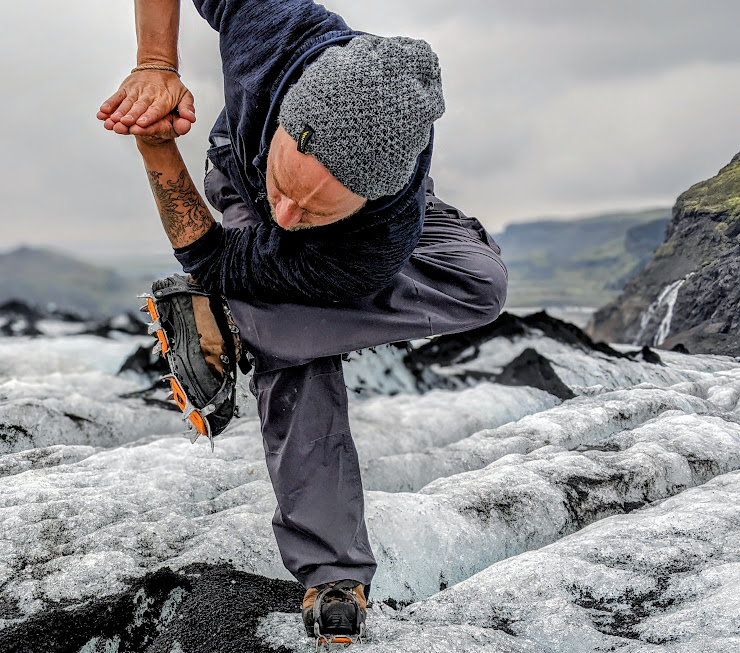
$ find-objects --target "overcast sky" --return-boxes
[1,1,739,259]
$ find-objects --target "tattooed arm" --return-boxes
[137,139,215,248]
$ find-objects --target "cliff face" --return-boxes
[587,153,740,355]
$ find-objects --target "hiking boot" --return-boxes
[302,580,367,639]
[141,274,248,449]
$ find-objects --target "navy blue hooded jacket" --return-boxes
[174,0,433,304]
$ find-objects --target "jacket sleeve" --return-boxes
[193,0,350,84]
[173,222,411,304]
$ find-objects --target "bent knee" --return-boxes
[471,254,508,321]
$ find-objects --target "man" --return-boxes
[98,0,508,641]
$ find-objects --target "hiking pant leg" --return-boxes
[250,355,376,589]
[204,171,507,588]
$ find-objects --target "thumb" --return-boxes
[173,116,193,136]
[177,91,196,123]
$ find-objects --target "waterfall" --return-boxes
[654,273,694,346]
[632,273,694,346]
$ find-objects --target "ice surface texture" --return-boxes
[260,471,740,652]
[1,324,739,651]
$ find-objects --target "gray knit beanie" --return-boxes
[278,35,445,200]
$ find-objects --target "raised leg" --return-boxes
[206,169,508,372]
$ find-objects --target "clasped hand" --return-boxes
[96,70,196,144]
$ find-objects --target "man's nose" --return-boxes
[274,196,303,229]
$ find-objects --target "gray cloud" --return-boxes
[1,0,738,257]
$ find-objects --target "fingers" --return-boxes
[134,100,172,128]
[110,97,136,123]
[176,91,196,123]
[104,117,128,132]
[129,117,178,141]
[99,89,126,116]
[120,98,152,127]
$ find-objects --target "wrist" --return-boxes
[136,55,179,69]
[131,64,180,77]
[136,137,178,156]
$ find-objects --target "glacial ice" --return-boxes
[1,324,739,650]
[363,373,740,492]
[259,470,740,652]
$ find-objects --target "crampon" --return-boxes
[139,274,247,451]
[304,581,367,651]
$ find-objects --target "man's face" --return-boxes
[265,125,367,231]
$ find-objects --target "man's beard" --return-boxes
[269,205,316,231]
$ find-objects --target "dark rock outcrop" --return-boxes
[0,299,144,339]
[493,348,575,400]
[405,310,630,375]
[84,312,149,338]
[453,346,575,400]
[0,564,303,653]
[402,310,662,399]
[624,345,664,366]
[119,344,169,378]
[587,153,740,356]
[0,299,44,336]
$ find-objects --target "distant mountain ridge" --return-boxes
[0,246,146,314]
[493,208,671,307]
[3,207,671,315]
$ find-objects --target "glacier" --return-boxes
[0,313,738,652]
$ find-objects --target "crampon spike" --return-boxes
[315,635,357,651]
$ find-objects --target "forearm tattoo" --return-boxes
[145,168,214,247]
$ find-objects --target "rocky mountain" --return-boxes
[0,247,148,315]
[588,152,740,355]
[492,208,670,307]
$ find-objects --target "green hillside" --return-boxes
[493,208,671,307]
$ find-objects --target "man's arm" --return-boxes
[97,0,195,137]
[137,139,215,248]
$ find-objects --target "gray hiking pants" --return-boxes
[205,168,508,589]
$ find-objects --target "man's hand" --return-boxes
[97,69,195,136]
[130,112,183,145]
